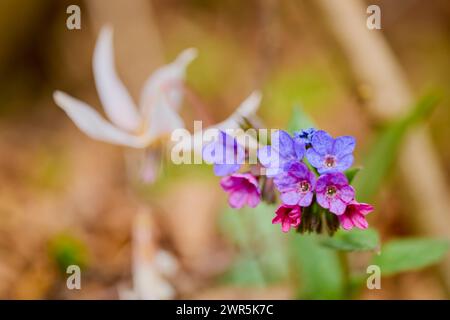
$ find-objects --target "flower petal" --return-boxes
[294,139,306,160]
[247,190,261,208]
[316,192,329,209]
[298,192,314,207]
[280,191,301,206]
[144,94,185,143]
[257,145,274,167]
[351,213,368,229]
[310,130,333,155]
[214,163,240,176]
[272,215,282,224]
[339,214,354,230]
[329,199,347,215]
[306,148,324,169]
[228,190,248,209]
[214,91,262,130]
[139,48,197,116]
[281,220,291,233]
[93,26,141,132]
[358,203,374,215]
[333,136,356,157]
[53,91,146,148]
[329,172,349,186]
[339,185,355,203]
[335,154,354,172]
[272,130,295,159]
[179,92,261,158]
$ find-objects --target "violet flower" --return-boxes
[258,130,305,177]
[306,130,355,174]
[339,201,374,230]
[220,173,261,209]
[272,204,302,233]
[273,162,316,207]
[316,172,355,215]
[202,131,245,176]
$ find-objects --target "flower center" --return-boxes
[326,185,337,197]
[324,155,336,168]
[298,180,310,193]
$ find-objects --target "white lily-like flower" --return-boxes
[54,26,196,149]
[54,25,263,174]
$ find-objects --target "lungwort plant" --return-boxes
[205,97,449,299]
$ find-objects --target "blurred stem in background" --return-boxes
[313,0,450,292]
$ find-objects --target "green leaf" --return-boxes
[372,238,449,276]
[290,233,345,299]
[353,94,440,202]
[344,167,361,184]
[321,228,380,252]
[287,105,316,133]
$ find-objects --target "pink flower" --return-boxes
[338,200,374,230]
[220,173,261,209]
[272,204,302,233]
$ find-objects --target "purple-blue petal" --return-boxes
[306,148,324,169]
[310,130,333,155]
[257,145,273,167]
[329,198,347,215]
[274,172,298,191]
[287,162,309,179]
[328,172,348,186]
[334,154,354,172]
[202,141,217,163]
[298,191,314,207]
[294,139,306,160]
[280,191,301,205]
[273,130,295,159]
[213,163,240,176]
[332,136,355,157]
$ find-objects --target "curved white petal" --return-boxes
[93,26,141,132]
[144,94,185,142]
[175,91,262,156]
[54,91,147,148]
[138,49,196,142]
[215,90,262,130]
[139,48,198,117]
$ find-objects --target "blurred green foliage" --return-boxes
[263,65,338,127]
[48,233,88,274]
[353,94,440,202]
[220,203,290,285]
[321,228,379,252]
[373,238,450,276]
[290,233,345,299]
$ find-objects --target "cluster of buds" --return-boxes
[203,128,374,235]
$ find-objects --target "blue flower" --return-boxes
[258,130,305,177]
[202,131,245,176]
[294,128,317,145]
[306,130,355,174]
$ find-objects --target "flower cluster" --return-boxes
[203,128,374,235]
